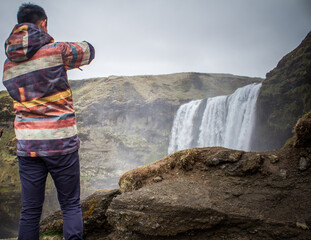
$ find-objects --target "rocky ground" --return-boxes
[39,112,311,240]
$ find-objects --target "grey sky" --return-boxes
[1,0,311,91]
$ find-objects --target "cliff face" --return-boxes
[253,31,311,151]
[69,73,261,191]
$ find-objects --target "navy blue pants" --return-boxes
[17,151,83,240]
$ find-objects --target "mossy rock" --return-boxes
[40,189,120,237]
[283,111,311,149]
[293,111,311,148]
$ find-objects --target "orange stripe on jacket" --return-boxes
[19,87,26,102]
[30,152,37,157]
[14,96,74,116]
[14,118,76,129]
[13,89,72,108]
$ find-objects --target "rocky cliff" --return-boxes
[253,31,311,151]
[40,111,311,240]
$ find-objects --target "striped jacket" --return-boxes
[2,23,95,157]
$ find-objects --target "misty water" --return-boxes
[168,83,262,154]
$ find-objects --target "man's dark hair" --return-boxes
[17,3,47,24]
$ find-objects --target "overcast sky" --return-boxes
[1,0,311,91]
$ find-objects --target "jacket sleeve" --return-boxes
[60,41,95,70]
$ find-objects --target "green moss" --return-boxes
[40,232,64,240]
[0,91,14,125]
[282,136,296,149]
[0,129,20,193]
[173,148,200,171]
[0,90,9,98]
[119,174,136,193]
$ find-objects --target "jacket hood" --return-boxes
[5,23,54,63]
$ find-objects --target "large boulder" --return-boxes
[106,147,311,239]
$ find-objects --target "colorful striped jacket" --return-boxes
[2,23,95,157]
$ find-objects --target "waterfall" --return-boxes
[168,83,262,154]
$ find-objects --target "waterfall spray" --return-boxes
[168,83,262,154]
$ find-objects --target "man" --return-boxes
[2,3,95,240]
